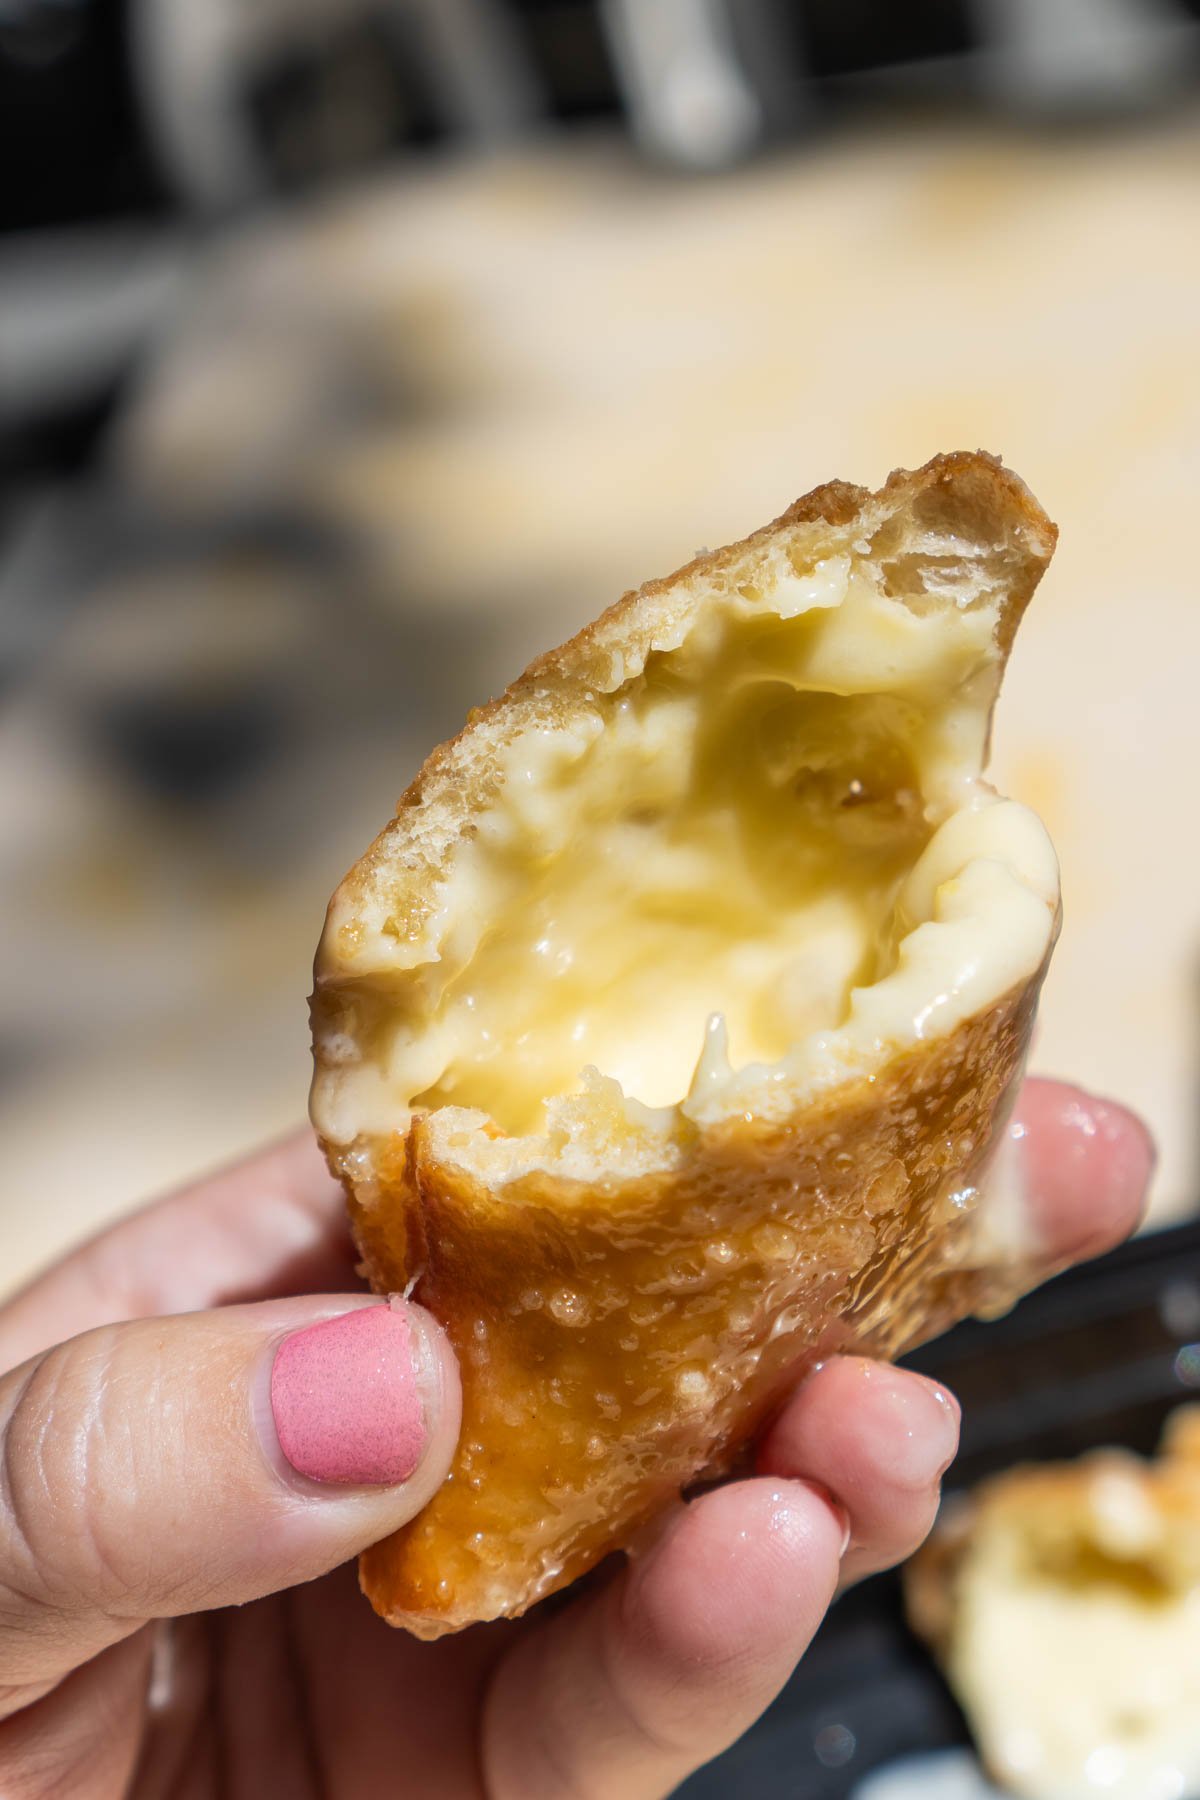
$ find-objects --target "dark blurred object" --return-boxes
[131,0,543,214]
[0,0,546,231]
[0,225,186,487]
[6,0,1200,233]
[799,0,973,75]
[519,0,618,119]
[4,0,1200,477]
[0,0,164,230]
[973,0,1200,115]
[677,1217,1200,1797]
[601,0,772,168]
[598,0,1200,168]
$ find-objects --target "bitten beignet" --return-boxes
[906,1411,1200,1800]
[311,451,1060,1637]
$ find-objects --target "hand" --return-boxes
[0,1080,1152,1798]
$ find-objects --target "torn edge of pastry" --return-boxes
[310,450,1061,1637]
[905,1409,1200,1800]
[314,451,1057,1177]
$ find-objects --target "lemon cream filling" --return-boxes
[314,552,1058,1166]
[947,1464,1200,1800]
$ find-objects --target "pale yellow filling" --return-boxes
[315,552,1058,1155]
[412,603,949,1131]
[950,1470,1200,1800]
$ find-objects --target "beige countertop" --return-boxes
[3,114,1198,1295]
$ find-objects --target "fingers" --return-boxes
[484,1355,963,1797]
[0,1296,459,1707]
[484,1478,846,1800]
[0,1630,152,1800]
[0,1132,355,1369]
[1,1080,1150,1370]
[1011,1078,1155,1270]
[756,1356,959,1585]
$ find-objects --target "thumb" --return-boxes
[0,1296,459,1702]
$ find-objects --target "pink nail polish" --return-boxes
[270,1305,427,1485]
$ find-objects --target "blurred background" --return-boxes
[3,0,1200,1293]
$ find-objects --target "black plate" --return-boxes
[677,1218,1200,1798]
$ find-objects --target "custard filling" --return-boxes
[316,550,1058,1154]
[948,1464,1200,1800]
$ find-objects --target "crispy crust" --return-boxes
[355,968,1046,1635]
[311,451,1059,1637]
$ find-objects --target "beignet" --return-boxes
[311,451,1060,1636]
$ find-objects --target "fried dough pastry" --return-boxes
[906,1410,1200,1799]
[311,450,1060,1637]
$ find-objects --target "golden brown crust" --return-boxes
[353,963,1047,1636]
[312,451,1059,1637]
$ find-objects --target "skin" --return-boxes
[0,1079,1153,1799]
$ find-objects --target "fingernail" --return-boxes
[878,1371,961,1489]
[270,1304,428,1485]
[1089,1096,1157,1222]
[794,1479,853,1556]
[1053,1091,1157,1254]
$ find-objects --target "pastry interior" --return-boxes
[909,1410,1200,1800]
[315,531,1057,1175]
